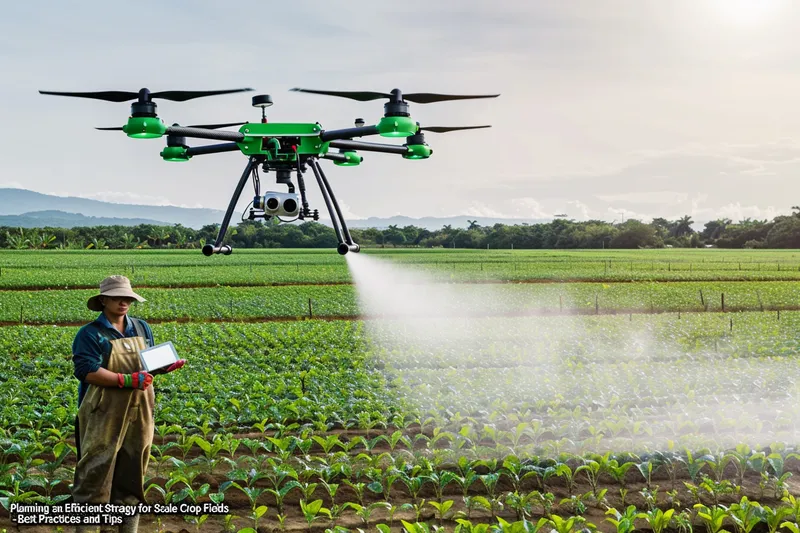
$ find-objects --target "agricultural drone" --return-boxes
[39,87,499,256]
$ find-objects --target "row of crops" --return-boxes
[4,249,800,533]
[3,310,800,531]
[3,310,800,460]
[3,249,800,288]
[2,280,800,325]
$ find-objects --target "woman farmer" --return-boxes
[71,275,185,533]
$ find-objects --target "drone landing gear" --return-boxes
[306,157,359,255]
[202,155,360,256]
[203,157,260,256]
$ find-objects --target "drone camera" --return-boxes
[254,191,300,217]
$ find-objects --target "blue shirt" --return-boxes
[72,313,154,406]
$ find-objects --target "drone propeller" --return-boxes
[419,125,492,133]
[290,87,499,104]
[95,121,247,131]
[39,88,254,103]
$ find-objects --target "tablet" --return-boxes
[139,341,180,372]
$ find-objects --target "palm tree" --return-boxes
[672,215,695,237]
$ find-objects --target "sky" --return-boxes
[3,0,800,225]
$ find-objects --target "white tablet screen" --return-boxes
[140,342,178,372]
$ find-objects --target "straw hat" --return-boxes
[87,275,146,312]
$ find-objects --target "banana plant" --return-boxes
[425,470,458,505]
[605,505,646,533]
[693,503,732,533]
[643,507,675,533]
[575,457,604,500]
[759,504,793,533]
[428,499,455,527]
[726,496,763,533]
[682,449,714,484]
[453,469,480,498]
[492,516,550,533]
[398,472,426,505]
[501,455,538,494]
[299,498,332,529]
[606,458,635,490]
[365,466,402,503]
[454,518,492,533]
[766,452,794,499]
[699,475,739,506]
[547,514,589,533]
[504,490,541,521]
[400,498,428,523]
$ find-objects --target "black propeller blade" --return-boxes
[290,87,499,104]
[40,88,254,103]
[420,125,492,133]
[96,121,247,131]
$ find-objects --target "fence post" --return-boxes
[309,298,313,318]
[721,293,725,312]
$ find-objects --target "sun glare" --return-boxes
[715,0,783,25]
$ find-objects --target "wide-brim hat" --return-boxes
[87,275,146,312]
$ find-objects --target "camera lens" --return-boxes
[266,197,279,210]
[283,198,298,213]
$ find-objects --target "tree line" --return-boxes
[2,210,800,250]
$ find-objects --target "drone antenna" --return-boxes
[252,94,273,124]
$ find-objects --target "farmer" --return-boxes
[71,275,185,533]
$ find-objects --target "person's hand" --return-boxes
[165,359,186,373]
[117,371,153,390]
[151,359,187,375]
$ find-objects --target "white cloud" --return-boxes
[694,202,783,222]
[509,197,552,218]
[566,200,592,220]
[596,191,690,205]
[462,202,509,218]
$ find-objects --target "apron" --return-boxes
[72,334,155,506]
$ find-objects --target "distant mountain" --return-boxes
[0,210,168,228]
[0,188,224,228]
[0,189,551,230]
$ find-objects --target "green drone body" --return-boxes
[39,85,498,256]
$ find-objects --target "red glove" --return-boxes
[165,359,187,373]
[118,371,153,390]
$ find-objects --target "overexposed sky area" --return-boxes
[2,0,800,224]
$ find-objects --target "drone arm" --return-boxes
[185,142,241,157]
[328,140,409,155]
[166,126,245,143]
[319,125,380,142]
[322,153,350,163]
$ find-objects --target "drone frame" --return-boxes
[39,87,498,255]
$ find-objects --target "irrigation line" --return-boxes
[2,305,796,328]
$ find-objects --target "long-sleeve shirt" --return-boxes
[72,313,154,406]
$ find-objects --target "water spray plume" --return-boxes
[345,253,800,457]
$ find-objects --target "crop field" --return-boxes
[2,248,800,533]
